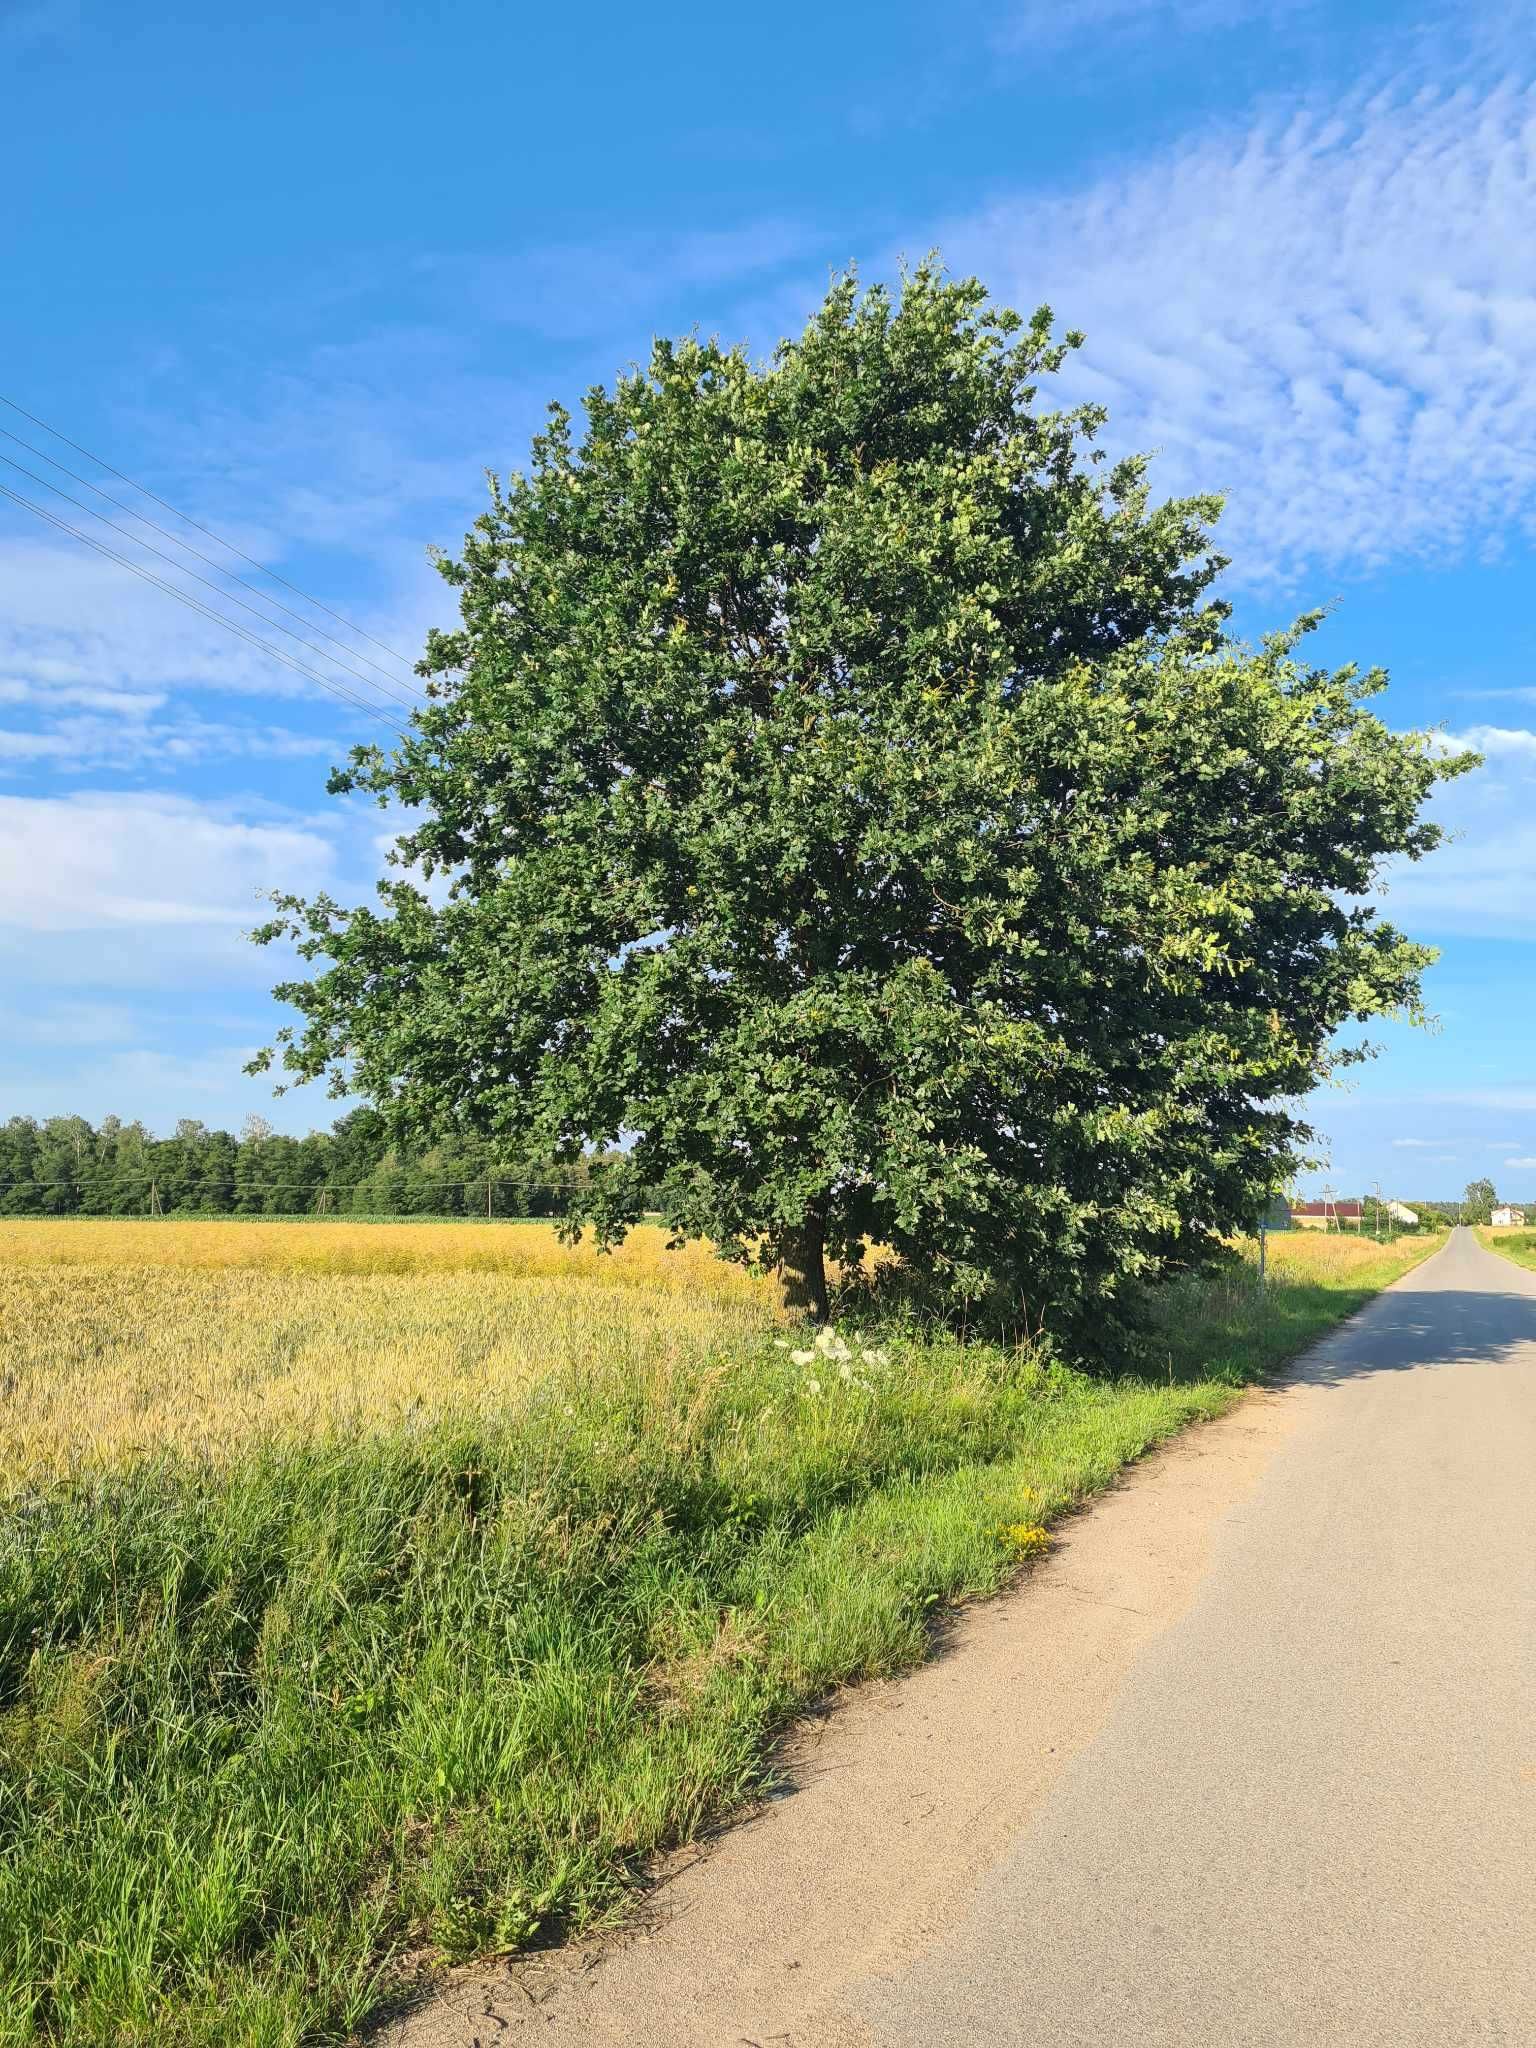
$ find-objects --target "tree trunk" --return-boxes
[780,1203,829,1323]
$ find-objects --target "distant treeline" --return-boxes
[0,1110,624,1218]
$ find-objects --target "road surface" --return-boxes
[386,1226,1536,2046]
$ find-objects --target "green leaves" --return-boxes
[254,260,1466,1337]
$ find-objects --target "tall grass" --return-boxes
[1475,1224,1536,1271]
[1148,1228,1446,1382]
[0,1222,1440,2046]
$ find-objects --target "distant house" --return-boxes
[1386,1201,1419,1225]
[1291,1199,1363,1231]
[1491,1204,1526,1228]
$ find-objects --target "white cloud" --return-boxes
[0,791,337,933]
[1437,725,1536,761]
[1503,1155,1536,1167]
[0,539,315,702]
[0,533,429,774]
[1372,716,1536,938]
[1391,1138,1437,1148]
[0,1044,335,1137]
[0,710,337,773]
[0,680,165,716]
[944,66,1536,583]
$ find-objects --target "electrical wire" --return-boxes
[0,1176,603,1220]
[0,448,421,716]
[0,421,422,699]
[0,391,415,669]
[0,1176,577,1190]
[0,480,411,742]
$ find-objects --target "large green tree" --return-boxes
[1463,1178,1497,1225]
[252,264,1467,1330]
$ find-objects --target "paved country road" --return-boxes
[385,1227,1536,2047]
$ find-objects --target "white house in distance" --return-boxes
[1386,1201,1419,1225]
[1491,1204,1527,1228]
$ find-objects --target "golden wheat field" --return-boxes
[1244,1229,1426,1281]
[0,1218,1432,1491]
[0,1219,780,1487]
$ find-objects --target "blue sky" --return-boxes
[2,0,1534,1201]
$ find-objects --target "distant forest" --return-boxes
[0,1111,1480,1227]
[0,1110,618,1218]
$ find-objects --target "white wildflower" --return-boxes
[790,1349,815,1366]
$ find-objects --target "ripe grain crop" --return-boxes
[0,1267,776,1487]
[0,1216,773,1286]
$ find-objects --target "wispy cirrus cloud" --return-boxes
[458,220,818,342]
[0,791,339,935]
[943,65,1536,585]
[0,532,428,766]
[994,0,1316,54]
[0,711,337,774]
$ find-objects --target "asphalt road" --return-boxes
[389,1226,1536,2047]
[855,1225,1536,2046]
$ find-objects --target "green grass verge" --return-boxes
[0,1238,1437,2046]
[1148,1231,1447,1384]
[1474,1226,1536,1272]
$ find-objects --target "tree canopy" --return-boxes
[253,262,1469,1331]
[1462,1178,1498,1224]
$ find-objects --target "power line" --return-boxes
[0,391,414,670]
[0,1176,580,1191]
[0,422,421,699]
[0,448,421,717]
[0,481,410,742]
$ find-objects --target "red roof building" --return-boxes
[1290,1198,1363,1227]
